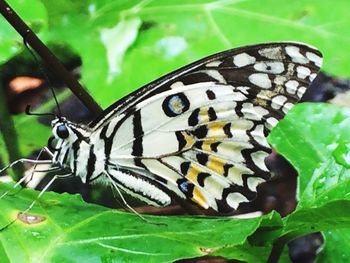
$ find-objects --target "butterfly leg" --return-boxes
[0,172,72,231]
[0,158,53,175]
[0,145,54,176]
[25,172,73,211]
[0,147,54,199]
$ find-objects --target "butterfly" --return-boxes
[6,42,323,213]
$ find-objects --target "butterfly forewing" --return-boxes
[89,42,322,212]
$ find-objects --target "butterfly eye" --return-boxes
[56,124,69,139]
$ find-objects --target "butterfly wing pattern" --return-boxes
[56,42,322,213]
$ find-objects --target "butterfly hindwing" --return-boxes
[92,42,322,212]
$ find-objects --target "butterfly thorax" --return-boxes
[50,118,105,183]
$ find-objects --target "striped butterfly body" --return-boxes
[50,42,322,213]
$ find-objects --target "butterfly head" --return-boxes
[49,117,90,147]
[48,117,86,152]
[51,117,73,140]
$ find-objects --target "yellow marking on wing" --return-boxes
[182,131,195,149]
[257,89,277,100]
[207,156,225,175]
[208,122,225,130]
[198,107,210,124]
[207,122,228,138]
[186,163,201,182]
[199,107,208,117]
[201,141,212,152]
[187,167,198,182]
[253,97,268,107]
[192,187,209,209]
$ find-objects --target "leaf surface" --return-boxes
[0,183,265,262]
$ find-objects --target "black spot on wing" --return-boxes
[177,178,194,197]
[208,107,217,121]
[188,108,200,126]
[210,142,220,152]
[192,125,208,139]
[196,153,208,165]
[223,164,233,177]
[223,123,233,138]
[180,161,191,175]
[234,102,244,118]
[197,172,210,187]
[175,131,186,151]
[86,145,96,183]
[132,111,143,157]
[194,141,203,149]
[206,89,216,100]
[72,141,80,174]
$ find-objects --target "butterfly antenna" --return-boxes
[25,105,56,117]
[23,34,62,117]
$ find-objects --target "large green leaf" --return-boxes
[269,103,350,259]
[0,183,266,262]
[0,0,47,63]
[317,229,350,263]
[269,103,350,201]
[40,0,350,107]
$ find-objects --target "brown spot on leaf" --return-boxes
[200,247,216,254]
[17,212,46,225]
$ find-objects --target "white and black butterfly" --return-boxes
[4,42,323,213]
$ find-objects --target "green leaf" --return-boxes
[269,103,350,259]
[40,0,350,107]
[0,0,47,63]
[317,229,350,263]
[283,201,350,234]
[213,212,285,262]
[100,17,142,82]
[0,183,265,262]
[213,241,291,263]
[269,103,350,201]
[214,242,273,263]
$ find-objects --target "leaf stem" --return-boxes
[0,0,103,116]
